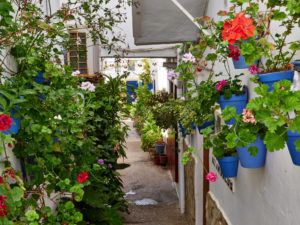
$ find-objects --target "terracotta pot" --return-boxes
[159,154,168,166]
[153,155,160,165]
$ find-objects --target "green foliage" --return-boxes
[0,0,130,224]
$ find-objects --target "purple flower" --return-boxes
[182,53,196,63]
[98,159,104,165]
[108,163,112,169]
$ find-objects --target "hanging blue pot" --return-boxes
[232,55,259,69]
[178,121,190,136]
[258,70,294,92]
[197,120,214,134]
[2,108,21,135]
[191,122,196,130]
[236,135,267,168]
[217,156,239,178]
[1,96,24,135]
[33,71,51,84]
[292,61,300,71]
[155,144,165,153]
[218,87,248,125]
[286,129,300,166]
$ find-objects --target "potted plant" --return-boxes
[204,125,239,178]
[215,72,248,125]
[221,1,299,91]
[154,140,166,154]
[222,106,267,168]
[246,80,300,165]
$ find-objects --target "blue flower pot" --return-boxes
[258,70,294,92]
[191,122,196,130]
[236,135,267,168]
[232,55,259,69]
[178,121,190,136]
[217,156,239,178]
[292,61,300,71]
[287,129,300,166]
[33,71,50,84]
[218,87,248,125]
[155,144,165,153]
[2,108,21,135]
[197,120,214,134]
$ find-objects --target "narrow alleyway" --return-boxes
[120,120,187,225]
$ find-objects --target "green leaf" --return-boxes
[226,133,237,148]
[273,10,287,20]
[248,146,258,156]
[25,210,39,222]
[10,187,24,202]
[254,84,269,96]
[295,139,300,152]
[222,106,237,122]
[264,131,286,151]
[205,53,217,61]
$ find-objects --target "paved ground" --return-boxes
[119,120,187,225]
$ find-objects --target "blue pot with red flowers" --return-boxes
[236,135,267,168]
[286,129,300,166]
[228,45,259,69]
[258,70,294,92]
[217,156,239,178]
[218,86,248,125]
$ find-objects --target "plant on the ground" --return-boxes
[141,118,162,151]
[0,0,130,224]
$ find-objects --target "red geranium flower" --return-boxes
[0,114,13,131]
[0,195,8,217]
[222,12,255,44]
[77,171,88,183]
[227,46,240,61]
[0,177,3,184]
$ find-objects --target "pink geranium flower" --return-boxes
[216,80,227,91]
[182,53,196,63]
[242,109,257,124]
[248,65,259,75]
[206,172,218,182]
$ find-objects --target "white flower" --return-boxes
[72,70,80,77]
[54,115,62,120]
[167,70,178,80]
[180,96,185,101]
[79,81,96,92]
[182,53,196,63]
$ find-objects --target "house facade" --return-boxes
[132,1,300,225]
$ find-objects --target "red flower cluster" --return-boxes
[0,177,3,184]
[5,169,15,182]
[114,145,120,152]
[227,46,240,61]
[222,12,255,44]
[0,195,8,217]
[0,114,13,131]
[77,171,88,183]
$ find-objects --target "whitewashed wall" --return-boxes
[187,1,300,225]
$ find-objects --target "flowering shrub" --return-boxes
[0,0,130,224]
